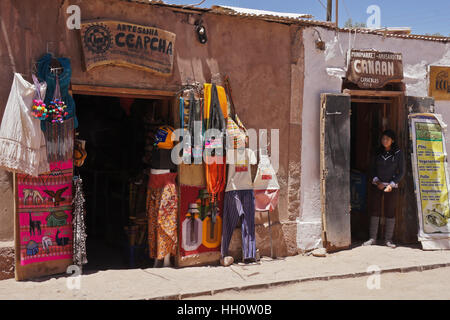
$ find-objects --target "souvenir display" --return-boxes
[0,73,49,176]
[37,53,78,130]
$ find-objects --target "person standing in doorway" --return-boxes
[364,129,405,248]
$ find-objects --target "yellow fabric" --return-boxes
[203,83,228,122]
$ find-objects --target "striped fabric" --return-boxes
[221,190,256,260]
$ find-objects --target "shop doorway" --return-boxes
[320,89,435,252]
[73,92,176,271]
[349,94,402,243]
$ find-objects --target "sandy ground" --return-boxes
[0,245,449,299]
[190,266,450,300]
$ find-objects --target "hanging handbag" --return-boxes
[224,76,248,150]
[47,75,68,124]
[31,74,48,120]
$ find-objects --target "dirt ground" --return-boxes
[190,266,450,300]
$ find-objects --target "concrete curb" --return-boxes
[146,261,450,300]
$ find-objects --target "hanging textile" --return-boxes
[204,84,227,238]
[179,185,224,257]
[17,126,74,266]
[221,190,256,260]
[203,83,228,122]
[72,176,87,267]
[37,53,78,130]
[180,89,203,164]
[146,172,178,260]
[253,150,280,212]
[224,76,248,150]
[44,118,74,162]
[0,73,49,176]
[222,148,257,260]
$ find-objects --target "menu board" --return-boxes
[410,114,450,248]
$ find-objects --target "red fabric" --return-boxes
[148,172,177,189]
[119,98,134,116]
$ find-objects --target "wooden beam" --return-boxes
[70,84,177,99]
[343,89,404,97]
[351,98,393,104]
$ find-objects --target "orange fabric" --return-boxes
[203,83,228,120]
[205,156,226,199]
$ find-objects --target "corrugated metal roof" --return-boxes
[120,1,450,43]
[213,5,313,20]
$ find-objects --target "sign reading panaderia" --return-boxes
[80,20,176,75]
[347,50,403,89]
[429,66,450,101]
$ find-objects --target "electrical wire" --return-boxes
[182,0,206,8]
[316,0,327,10]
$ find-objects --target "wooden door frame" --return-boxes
[70,84,177,100]
[14,84,179,280]
[345,89,410,244]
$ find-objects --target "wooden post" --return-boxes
[327,0,332,22]
[335,0,339,27]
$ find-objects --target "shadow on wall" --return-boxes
[0,169,14,241]
[228,208,294,260]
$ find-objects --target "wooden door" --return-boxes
[320,94,352,252]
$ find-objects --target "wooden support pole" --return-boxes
[327,0,332,22]
[335,0,339,27]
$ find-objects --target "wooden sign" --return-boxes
[347,50,403,89]
[80,20,176,75]
[429,66,450,101]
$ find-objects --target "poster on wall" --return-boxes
[179,185,223,257]
[410,113,450,250]
[80,20,176,75]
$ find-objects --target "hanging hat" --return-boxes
[188,203,200,213]
[74,139,87,167]
[198,189,210,199]
[154,126,175,149]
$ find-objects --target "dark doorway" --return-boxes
[73,94,173,271]
[350,96,401,243]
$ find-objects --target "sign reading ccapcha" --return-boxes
[80,20,176,75]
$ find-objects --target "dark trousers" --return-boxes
[221,190,256,260]
[370,186,396,218]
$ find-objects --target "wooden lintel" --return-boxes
[343,89,404,97]
[70,84,177,99]
[351,98,393,104]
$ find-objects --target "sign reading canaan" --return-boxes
[347,50,403,89]
[429,66,450,101]
[80,20,176,75]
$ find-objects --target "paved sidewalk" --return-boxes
[0,244,449,300]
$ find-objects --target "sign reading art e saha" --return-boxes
[80,20,176,75]
[347,50,403,88]
[429,66,450,101]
